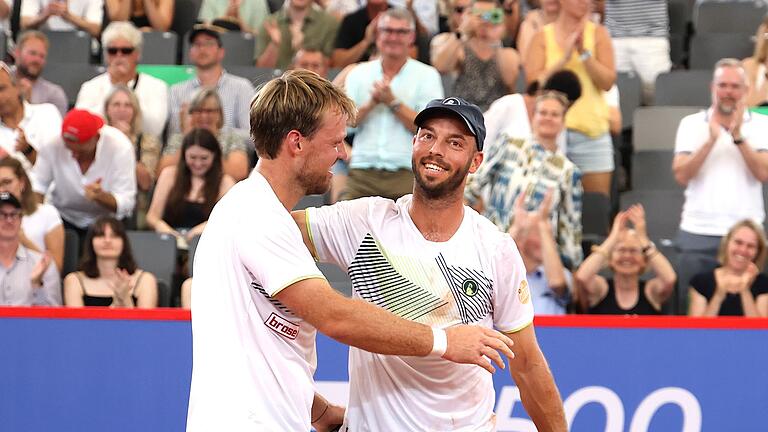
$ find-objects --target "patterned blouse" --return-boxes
[465,135,584,268]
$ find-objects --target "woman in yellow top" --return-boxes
[523,0,615,197]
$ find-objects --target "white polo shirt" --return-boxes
[30,125,136,228]
[21,0,103,32]
[186,172,326,432]
[675,109,768,236]
[75,72,169,138]
[0,101,62,171]
[307,195,534,432]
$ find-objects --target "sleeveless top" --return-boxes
[75,271,144,307]
[163,200,208,230]
[453,44,509,112]
[130,15,151,29]
[589,279,661,315]
[543,22,609,137]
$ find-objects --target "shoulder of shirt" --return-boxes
[221,72,255,89]
[100,125,134,148]
[464,205,511,242]
[140,73,169,88]
[27,102,60,117]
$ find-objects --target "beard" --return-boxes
[716,99,737,115]
[412,155,472,200]
[298,157,333,196]
[16,62,40,80]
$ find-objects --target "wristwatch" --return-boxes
[579,50,592,62]
[733,136,745,145]
[642,241,656,256]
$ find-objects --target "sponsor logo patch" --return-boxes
[462,279,479,297]
[518,280,530,304]
[264,312,300,340]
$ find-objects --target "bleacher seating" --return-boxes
[632,106,701,151]
[183,31,257,67]
[631,151,680,191]
[43,30,92,64]
[126,231,177,307]
[688,33,754,70]
[581,192,611,253]
[693,0,768,34]
[616,71,642,130]
[141,31,179,65]
[654,70,712,107]
[41,63,105,107]
[227,66,283,87]
[62,229,80,279]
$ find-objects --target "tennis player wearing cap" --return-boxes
[30,109,136,243]
[293,97,567,431]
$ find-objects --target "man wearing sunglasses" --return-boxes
[75,21,168,138]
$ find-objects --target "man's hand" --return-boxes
[443,325,515,373]
[17,77,33,101]
[225,0,241,17]
[371,79,395,105]
[15,128,32,154]
[30,253,52,287]
[264,18,282,46]
[47,0,67,16]
[289,20,304,51]
[112,120,132,137]
[729,101,745,140]
[311,404,344,432]
[83,179,103,202]
[708,114,722,143]
[364,16,379,45]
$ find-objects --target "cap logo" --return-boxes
[442,97,461,105]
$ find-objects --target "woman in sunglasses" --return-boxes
[432,0,520,111]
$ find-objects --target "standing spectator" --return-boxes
[604,0,671,104]
[525,0,616,197]
[465,90,583,268]
[688,220,768,317]
[432,0,520,111]
[508,191,572,315]
[331,0,388,67]
[20,0,103,38]
[672,59,768,313]
[104,85,160,229]
[12,30,68,116]
[501,0,520,47]
[0,158,64,273]
[105,0,175,31]
[197,0,270,33]
[0,191,60,306]
[0,61,61,170]
[742,16,768,107]
[75,21,168,137]
[63,216,157,308]
[516,0,558,61]
[160,87,249,180]
[342,8,443,200]
[575,205,676,315]
[255,0,339,70]
[429,0,472,65]
[169,25,254,140]
[147,129,235,246]
[31,109,136,244]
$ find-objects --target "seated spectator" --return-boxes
[197,0,270,33]
[689,220,768,317]
[525,0,616,197]
[63,216,157,308]
[429,0,472,65]
[147,128,235,245]
[508,191,572,315]
[12,30,68,116]
[159,88,249,180]
[255,0,339,70]
[21,0,103,38]
[75,21,168,137]
[574,205,676,315]
[104,85,160,228]
[332,0,388,67]
[181,276,192,308]
[742,16,768,107]
[105,0,175,31]
[516,0,558,61]
[0,191,60,306]
[465,90,583,267]
[168,24,254,140]
[31,109,136,245]
[292,47,331,77]
[432,0,520,111]
[0,61,61,171]
[0,158,64,272]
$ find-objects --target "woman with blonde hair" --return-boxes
[688,220,768,317]
[742,16,768,106]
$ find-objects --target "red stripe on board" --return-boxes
[0,306,190,321]
[1,307,767,329]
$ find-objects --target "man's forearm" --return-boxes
[93,191,118,212]
[392,104,417,133]
[515,352,566,431]
[332,39,371,68]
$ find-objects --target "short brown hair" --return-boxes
[249,69,356,159]
[717,219,768,269]
[17,30,49,50]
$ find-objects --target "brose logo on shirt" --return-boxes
[264,312,300,340]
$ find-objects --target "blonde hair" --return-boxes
[189,87,224,130]
[752,16,768,63]
[717,219,768,269]
[249,69,356,159]
[104,85,143,135]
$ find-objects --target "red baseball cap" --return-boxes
[61,109,104,144]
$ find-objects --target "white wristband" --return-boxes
[429,327,447,357]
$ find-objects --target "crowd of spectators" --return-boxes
[1,0,767,318]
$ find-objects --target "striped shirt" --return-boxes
[605,0,669,38]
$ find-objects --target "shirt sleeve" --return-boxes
[108,138,138,220]
[674,114,703,154]
[234,79,256,134]
[747,116,768,151]
[42,204,64,234]
[168,84,183,135]
[30,144,54,194]
[306,198,376,270]
[558,163,584,268]
[84,0,104,24]
[236,210,325,297]
[20,0,40,17]
[492,235,535,333]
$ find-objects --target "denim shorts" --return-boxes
[566,129,614,173]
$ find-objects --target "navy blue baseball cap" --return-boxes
[414,97,486,151]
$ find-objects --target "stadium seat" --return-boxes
[126,231,177,305]
[41,63,105,108]
[43,30,91,64]
[632,106,701,151]
[669,33,686,68]
[654,70,712,107]
[616,71,642,130]
[187,234,201,277]
[694,0,768,33]
[631,150,681,191]
[227,66,282,87]
[141,31,179,65]
[170,0,202,44]
[581,192,611,254]
[62,228,81,279]
[183,31,256,66]
[688,33,754,70]
[619,189,683,242]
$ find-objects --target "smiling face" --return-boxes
[724,226,760,272]
[712,66,747,116]
[190,95,223,133]
[0,167,24,199]
[609,231,646,277]
[184,144,215,178]
[376,15,415,60]
[0,69,21,117]
[412,115,482,199]
[532,96,566,143]
[560,0,590,19]
[298,109,348,195]
[16,37,48,79]
[106,90,135,126]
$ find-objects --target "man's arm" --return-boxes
[505,324,566,432]
[736,140,768,183]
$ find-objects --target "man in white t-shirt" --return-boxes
[21,0,103,38]
[673,58,768,313]
[293,97,566,431]
[186,70,516,432]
